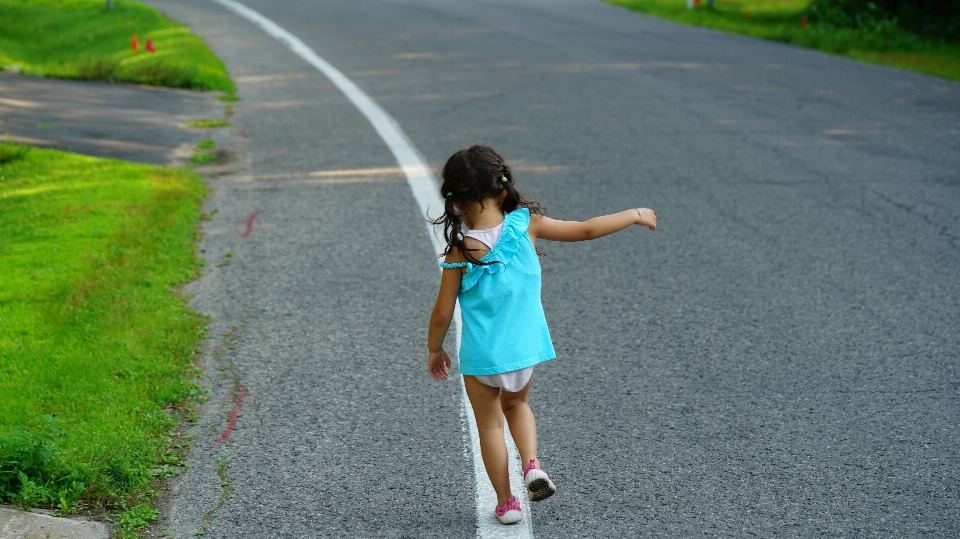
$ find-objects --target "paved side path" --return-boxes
[0,72,225,165]
[0,506,108,539]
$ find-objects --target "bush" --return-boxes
[808,0,960,39]
[794,13,922,53]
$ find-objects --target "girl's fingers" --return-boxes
[641,208,656,231]
[429,363,449,380]
[428,351,452,380]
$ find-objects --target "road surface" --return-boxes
[143,0,960,537]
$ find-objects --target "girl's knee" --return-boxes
[500,392,529,413]
[475,414,505,431]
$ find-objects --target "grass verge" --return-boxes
[607,0,960,81]
[0,0,234,92]
[189,119,231,128]
[0,142,207,529]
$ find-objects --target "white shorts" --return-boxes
[473,367,534,393]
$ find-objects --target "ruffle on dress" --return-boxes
[439,208,528,292]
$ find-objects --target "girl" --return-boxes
[427,144,656,525]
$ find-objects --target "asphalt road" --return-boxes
[143,0,960,537]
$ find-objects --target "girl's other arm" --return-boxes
[530,208,656,242]
[427,253,463,380]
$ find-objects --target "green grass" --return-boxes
[607,0,960,81]
[189,139,218,167]
[0,144,29,164]
[189,119,231,128]
[0,0,234,92]
[119,503,159,533]
[0,142,207,515]
[189,152,218,166]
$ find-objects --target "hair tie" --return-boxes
[501,176,508,183]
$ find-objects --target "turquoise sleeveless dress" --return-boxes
[440,208,556,376]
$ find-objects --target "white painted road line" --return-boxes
[206,1,533,536]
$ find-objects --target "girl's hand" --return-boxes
[428,348,452,380]
[636,208,657,231]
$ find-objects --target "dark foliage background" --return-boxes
[809,0,960,39]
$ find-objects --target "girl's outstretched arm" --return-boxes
[530,208,656,243]
[427,251,463,380]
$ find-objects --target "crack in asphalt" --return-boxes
[871,188,960,248]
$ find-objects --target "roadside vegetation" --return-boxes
[189,119,231,129]
[0,142,207,534]
[190,139,218,167]
[0,0,234,92]
[607,0,960,81]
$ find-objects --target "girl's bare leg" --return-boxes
[500,374,539,470]
[464,375,512,505]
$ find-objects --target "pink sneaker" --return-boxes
[523,459,556,501]
[495,495,523,524]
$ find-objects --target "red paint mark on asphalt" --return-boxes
[215,385,247,443]
[240,212,257,238]
[214,406,239,443]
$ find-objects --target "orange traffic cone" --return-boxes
[131,33,140,52]
[145,38,156,53]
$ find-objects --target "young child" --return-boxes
[427,144,656,525]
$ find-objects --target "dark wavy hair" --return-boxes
[433,144,545,265]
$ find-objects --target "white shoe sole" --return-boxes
[497,509,523,524]
[524,469,556,502]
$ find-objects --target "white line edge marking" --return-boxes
[208,1,532,536]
